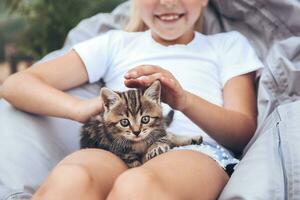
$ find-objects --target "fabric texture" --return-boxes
[74,30,263,87]
[220,100,300,200]
[73,29,263,146]
[1,0,300,199]
[173,142,240,170]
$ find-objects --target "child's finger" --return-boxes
[125,65,163,79]
[135,73,180,94]
[124,79,143,88]
[138,73,163,86]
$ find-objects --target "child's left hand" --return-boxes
[124,65,188,111]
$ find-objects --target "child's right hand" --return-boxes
[72,97,103,123]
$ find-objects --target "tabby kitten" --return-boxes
[80,81,202,168]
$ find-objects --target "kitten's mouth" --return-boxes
[154,13,185,23]
[131,136,144,142]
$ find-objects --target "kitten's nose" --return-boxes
[133,131,141,136]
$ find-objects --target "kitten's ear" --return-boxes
[100,88,121,110]
[143,80,161,104]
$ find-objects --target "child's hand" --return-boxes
[72,97,103,123]
[124,65,188,111]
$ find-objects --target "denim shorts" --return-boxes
[172,141,239,176]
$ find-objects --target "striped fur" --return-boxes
[80,81,202,168]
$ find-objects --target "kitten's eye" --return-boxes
[141,116,150,124]
[120,119,130,127]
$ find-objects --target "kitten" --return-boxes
[80,81,202,168]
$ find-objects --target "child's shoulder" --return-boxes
[201,31,250,51]
[204,31,247,43]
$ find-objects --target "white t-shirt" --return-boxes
[73,30,263,147]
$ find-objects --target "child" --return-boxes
[2,0,263,199]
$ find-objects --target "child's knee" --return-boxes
[108,168,174,200]
[53,164,95,187]
[33,164,95,199]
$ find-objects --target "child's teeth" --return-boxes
[160,15,179,21]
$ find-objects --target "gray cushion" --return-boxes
[220,100,300,199]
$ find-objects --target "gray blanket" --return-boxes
[1,1,300,199]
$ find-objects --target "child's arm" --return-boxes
[124,65,257,154]
[2,50,103,123]
[181,73,257,153]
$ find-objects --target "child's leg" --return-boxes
[32,149,128,200]
[107,150,229,200]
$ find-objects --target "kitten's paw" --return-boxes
[191,135,203,145]
[144,143,170,162]
[127,160,142,168]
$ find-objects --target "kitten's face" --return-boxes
[101,81,163,142]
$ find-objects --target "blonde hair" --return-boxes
[124,1,204,32]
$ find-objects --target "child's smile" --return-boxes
[137,0,208,46]
[154,12,185,24]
